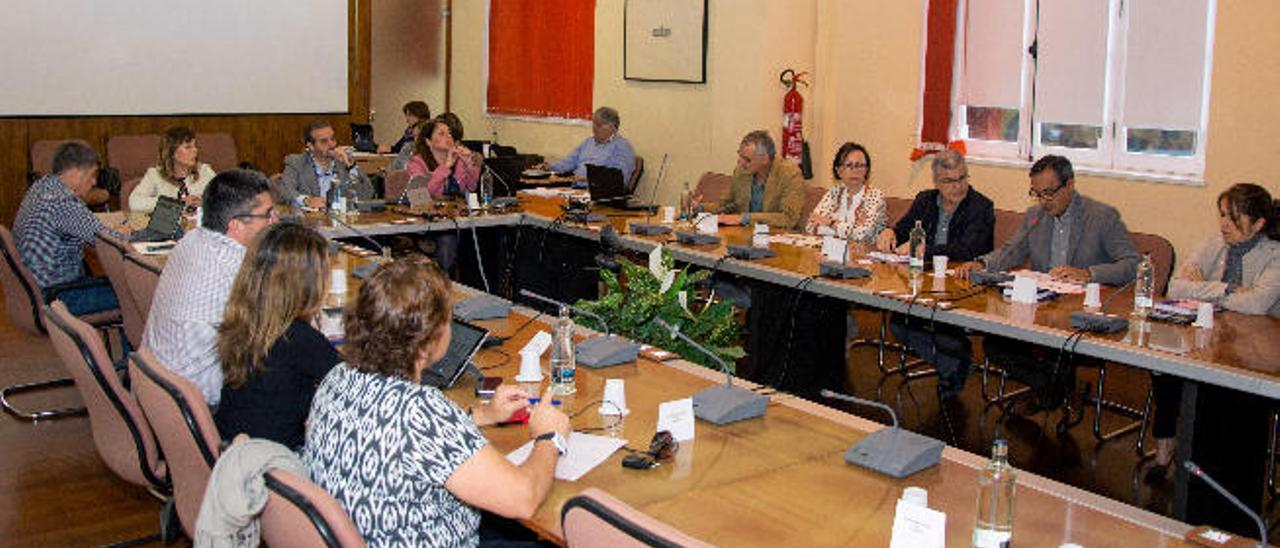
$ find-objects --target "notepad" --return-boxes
[506,432,627,481]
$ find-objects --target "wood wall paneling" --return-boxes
[0,0,371,226]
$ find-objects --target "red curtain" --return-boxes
[918,0,959,147]
[487,0,595,119]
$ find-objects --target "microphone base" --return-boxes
[694,383,768,425]
[843,427,944,478]
[727,244,776,261]
[970,270,1015,285]
[674,230,722,246]
[630,222,673,236]
[454,294,512,321]
[819,261,872,279]
[1069,311,1130,333]
[576,337,640,368]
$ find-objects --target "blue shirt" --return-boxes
[549,134,636,182]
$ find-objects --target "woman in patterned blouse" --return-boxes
[304,256,570,547]
[805,141,888,244]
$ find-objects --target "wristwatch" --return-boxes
[535,431,568,456]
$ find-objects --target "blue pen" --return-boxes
[527,398,562,406]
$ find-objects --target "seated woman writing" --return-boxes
[304,256,569,546]
[214,222,340,449]
[805,141,887,244]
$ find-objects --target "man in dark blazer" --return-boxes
[279,119,374,208]
[876,149,994,261]
[955,155,1140,409]
[880,150,995,398]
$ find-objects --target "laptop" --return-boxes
[586,164,652,211]
[420,319,490,388]
[129,195,185,242]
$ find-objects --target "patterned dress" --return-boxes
[304,364,489,547]
[805,184,888,244]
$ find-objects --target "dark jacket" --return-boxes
[892,188,995,262]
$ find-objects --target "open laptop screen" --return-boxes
[420,319,489,388]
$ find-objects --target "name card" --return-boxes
[821,235,848,262]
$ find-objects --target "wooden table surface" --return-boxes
[447,304,1193,546]
[113,213,1200,545]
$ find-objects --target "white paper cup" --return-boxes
[902,486,928,507]
[932,255,948,277]
[1194,301,1214,328]
[661,206,676,224]
[1083,282,1102,308]
[329,269,347,294]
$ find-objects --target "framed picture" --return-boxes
[623,0,708,83]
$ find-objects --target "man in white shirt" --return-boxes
[142,170,277,405]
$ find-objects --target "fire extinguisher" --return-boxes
[780,69,810,176]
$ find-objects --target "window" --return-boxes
[948,0,1216,181]
[486,0,595,121]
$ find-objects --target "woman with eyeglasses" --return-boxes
[129,126,217,213]
[805,141,887,244]
[1148,183,1280,473]
[304,256,569,546]
[214,222,340,450]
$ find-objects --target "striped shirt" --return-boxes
[142,227,245,405]
[13,175,119,288]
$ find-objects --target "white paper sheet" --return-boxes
[506,432,627,481]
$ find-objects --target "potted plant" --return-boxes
[575,246,744,371]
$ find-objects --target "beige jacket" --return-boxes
[712,159,806,230]
[1168,234,1280,317]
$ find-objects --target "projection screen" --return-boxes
[0,0,349,116]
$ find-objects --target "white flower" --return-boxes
[678,290,689,311]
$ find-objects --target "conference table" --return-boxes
[110,192,1280,543]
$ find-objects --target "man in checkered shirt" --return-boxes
[13,142,131,316]
[143,170,276,406]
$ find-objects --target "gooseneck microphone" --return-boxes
[820,389,899,428]
[819,389,944,478]
[630,154,671,236]
[326,210,390,260]
[519,289,638,367]
[652,317,767,425]
[1184,460,1267,548]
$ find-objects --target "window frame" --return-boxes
[942,0,1216,185]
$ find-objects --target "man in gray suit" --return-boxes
[955,155,1139,283]
[280,119,374,208]
[953,155,1140,410]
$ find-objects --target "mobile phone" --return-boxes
[475,376,503,398]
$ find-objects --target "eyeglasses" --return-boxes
[937,174,969,186]
[646,430,678,461]
[1028,181,1067,201]
[839,162,869,170]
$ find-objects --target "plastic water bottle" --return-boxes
[549,305,577,395]
[480,172,494,209]
[908,220,927,275]
[973,439,1016,548]
[679,182,693,220]
[1133,252,1154,319]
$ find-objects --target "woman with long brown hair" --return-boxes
[129,126,217,212]
[214,222,340,449]
[405,118,479,199]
